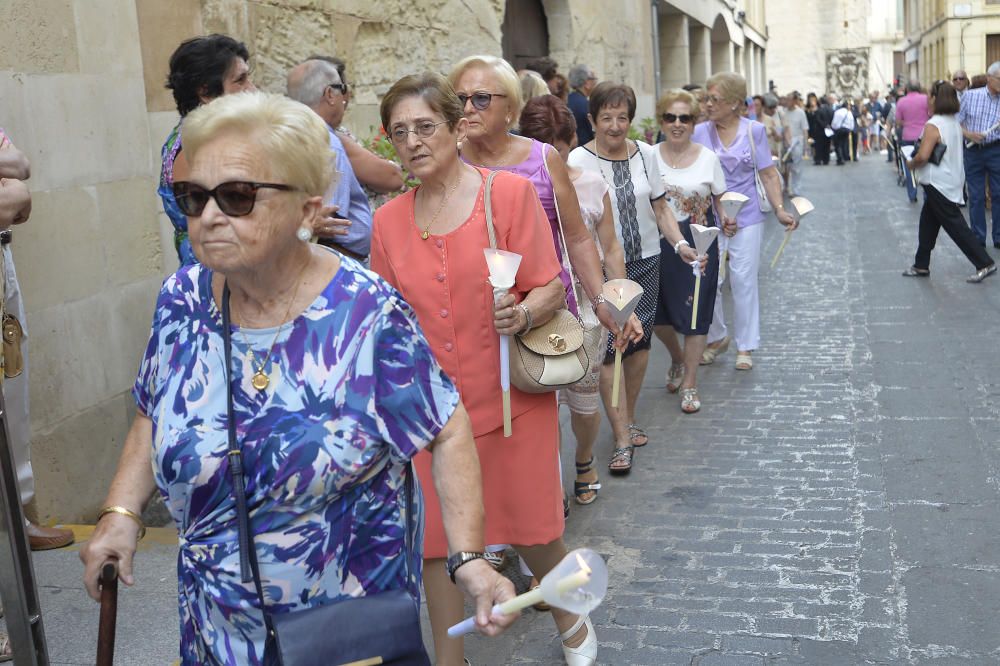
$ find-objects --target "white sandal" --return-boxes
[561,615,597,665]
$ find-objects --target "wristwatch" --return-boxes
[673,239,691,255]
[591,293,606,309]
[446,551,486,583]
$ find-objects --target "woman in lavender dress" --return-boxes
[693,72,798,371]
[80,92,514,664]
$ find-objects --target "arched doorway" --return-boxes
[710,14,734,74]
[501,0,549,70]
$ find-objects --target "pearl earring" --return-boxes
[296,227,312,242]
[457,140,463,151]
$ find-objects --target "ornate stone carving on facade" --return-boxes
[826,48,870,99]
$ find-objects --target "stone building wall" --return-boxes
[765,0,875,96]
[0,0,664,522]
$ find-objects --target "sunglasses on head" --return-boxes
[172,181,298,217]
[457,92,507,111]
[661,113,693,124]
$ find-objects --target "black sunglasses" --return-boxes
[661,113,693,124]
[457,92,507,111]
[952,76,967,81]
[327,83,349,95]
[172,181,298,217]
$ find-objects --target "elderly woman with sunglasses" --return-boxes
[448,55,639,349]
[80,92,515,664]
[694,72,797,371]
[371,73,600,666]
[652,89,733,414]
[568,82,702,473]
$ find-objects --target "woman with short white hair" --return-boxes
[80,91,514,663]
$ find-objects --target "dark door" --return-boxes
[501,0,549,70]
[987,34,1000,71]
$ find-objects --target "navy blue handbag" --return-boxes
[222,283,431,666]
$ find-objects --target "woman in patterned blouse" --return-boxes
[81,92,514,664]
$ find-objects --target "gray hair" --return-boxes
[568,64,592,90]
[988,61,1000,77]
[287,59,340,108]
[763,94,779,109]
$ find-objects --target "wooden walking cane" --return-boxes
[96,560,119,666]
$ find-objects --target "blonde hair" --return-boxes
[705,72,747,107]
[656,89,700,119]
[182,91,333,197]
[449,55,523,129]
[519,70,550,102]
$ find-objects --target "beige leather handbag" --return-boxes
[484,172,589,393]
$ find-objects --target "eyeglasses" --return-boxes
[172,181,297,217]
[952,76,967,81]
[661,113,693,124]
[388,120,449,146]
[704,95,723,105]
[327,83,349,95]
[457,92,507,111]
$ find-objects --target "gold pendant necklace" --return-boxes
[420,170,463,240]
[234,257,310,392]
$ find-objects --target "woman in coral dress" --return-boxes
[371,73,598,666]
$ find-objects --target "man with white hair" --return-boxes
[567,64,598,145]
[287,58,372,262]
[957,61,1000,247]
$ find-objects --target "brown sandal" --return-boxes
[609,445,634,475]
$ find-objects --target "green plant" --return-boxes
[626,117,659,144]
[365,126,420,193]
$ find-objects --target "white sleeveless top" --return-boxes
[917,114,965,204]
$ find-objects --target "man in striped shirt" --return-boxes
[957,61,1000,247]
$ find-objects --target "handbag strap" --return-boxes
[221,283,417,622]
[482,170,501,249]
[747,121,761,180]
[538,144,580,294]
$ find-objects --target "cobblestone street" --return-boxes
[28,154,1000,664]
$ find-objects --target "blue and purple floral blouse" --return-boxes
[133,257,459,664]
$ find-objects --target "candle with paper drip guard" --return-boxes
[601,279,643,408]
[484,248,522,437]
[770,196,815,269]
[718,192,749,281]
[447,548,608,637]
[687,224,719,330]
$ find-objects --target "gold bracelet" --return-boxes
[98,505,146,540]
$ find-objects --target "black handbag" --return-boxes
[221,283,431,666]
[913,138,947,166]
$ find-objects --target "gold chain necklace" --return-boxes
[234,257,310,391]
[661,142,694,169]
[420,171,463,240]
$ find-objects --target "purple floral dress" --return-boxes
[133,257,459,664]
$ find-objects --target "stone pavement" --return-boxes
[15,153,1000,664]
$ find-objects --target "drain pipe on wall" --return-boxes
[651,0,661,103]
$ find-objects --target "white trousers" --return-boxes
[707,223,763,352]
[3,246,34,506]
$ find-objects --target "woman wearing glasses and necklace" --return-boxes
[568,82,701,472]
[652,90,734,414]
[371,73,602,665]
